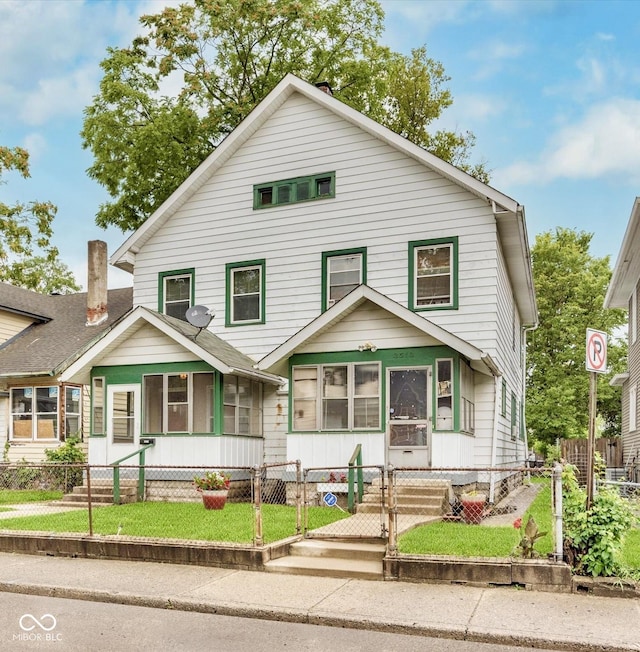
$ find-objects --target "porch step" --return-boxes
[357,479,450,517]
[264,540,385,580]
[57,480,138,506]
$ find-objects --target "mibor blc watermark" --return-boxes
[13,614,62,642]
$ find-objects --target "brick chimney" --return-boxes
[86,240,108,326]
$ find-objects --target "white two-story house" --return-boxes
[605,197,640,482]
[61,74,538,473]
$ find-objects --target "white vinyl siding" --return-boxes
[126,91,528,468]
[96,323,201,367]
[131,93,501,360]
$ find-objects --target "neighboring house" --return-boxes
[0,244,133,462]
[604,197,640,482]
[61,74,537,475]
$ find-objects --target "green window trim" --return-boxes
[321,247,367,311]
[408,236,458,311]
[254,172,335,209]
[511,391,517,440]
[158,268,195,322]
[225,259,266,326]
[501,379,507,417]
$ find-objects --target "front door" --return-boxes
[107,384,141,456]
[387,367,432,467]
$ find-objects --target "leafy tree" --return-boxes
[82,0,488,232]
[527,228,627,451]
[0,145,79,294]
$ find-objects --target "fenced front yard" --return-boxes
[0,461,637,576]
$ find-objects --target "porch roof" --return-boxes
[256,285,501,377]
[59,306,282,386]
[0,287,132,379]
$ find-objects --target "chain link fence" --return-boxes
[1,462,565,560]
[388,466,561,560]
[301,465,386,540]
[0,462,307,545]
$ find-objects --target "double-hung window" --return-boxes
[223,375,263,435]
[322,248,366,310]
[254,172,335,209]
[143,372,214,434]
[409,237,458,310]
[65,386,82,437]
[292,363,381,431]
[11,386,59,440]
[226,260,265,325]
[92,377,105,435]
[159,269,195,321]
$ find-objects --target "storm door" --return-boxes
[387,367,432,467]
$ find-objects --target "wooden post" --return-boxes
[586,371,597,509]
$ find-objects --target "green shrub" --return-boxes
[562,463,634,577]
[44,437,86,492]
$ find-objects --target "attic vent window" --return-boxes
[254,172,335,209]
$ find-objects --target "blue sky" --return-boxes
[1,0,639,289]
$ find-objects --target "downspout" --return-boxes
[522,323,539,464]
[489,373,502,504]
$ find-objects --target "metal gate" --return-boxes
[302,465,387,540]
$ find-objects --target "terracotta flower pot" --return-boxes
[460,493,486,524]
[201,489,228,510]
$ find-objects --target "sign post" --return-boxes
[585,329,608,508]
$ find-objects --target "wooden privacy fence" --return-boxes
[561,438,623,481]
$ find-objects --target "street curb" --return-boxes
[0,580,637,652]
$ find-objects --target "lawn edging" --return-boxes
[2,531,639,598]
[0,530,297,571]
[384,553,572,592]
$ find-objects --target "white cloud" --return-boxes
[0,0,146,125]
[21,66,98,126]
[21,133,48,163]
[381,0,470,30]
[496,98,640,185]
[468,40,527,80]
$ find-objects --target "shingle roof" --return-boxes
[152,310,264,374]
[0,286,133,377]
[0,282,53,320]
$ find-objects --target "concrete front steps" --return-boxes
[56,479,138,506]
[357,478,450,517]
[264,539,386,580]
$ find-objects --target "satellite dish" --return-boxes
[185,305,215,329]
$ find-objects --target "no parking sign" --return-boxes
[586,329,607,373]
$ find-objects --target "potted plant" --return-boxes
[194,471,231,510]
[460,490,487,524]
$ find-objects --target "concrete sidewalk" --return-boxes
[0,552,638,651]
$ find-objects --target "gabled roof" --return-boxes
[59,306,283,386]
[256,285,501,377]
[110,74,537,326]
[0,287,132,378]
[605,196,640,309]
[0,282,53,321]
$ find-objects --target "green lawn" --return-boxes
[0,489,64,504]
[399,480,553,558]
[621,528,640,571]
[0,501,348,544]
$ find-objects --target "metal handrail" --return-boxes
[110,443,156,503]
[347,444,364,513]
